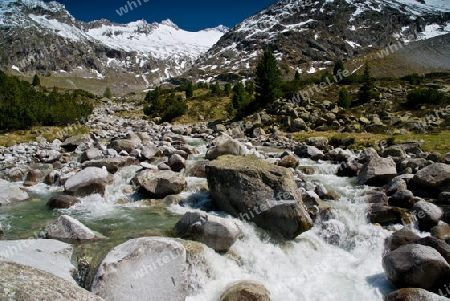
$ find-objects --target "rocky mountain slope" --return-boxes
[186,0,450,80]
[0,0,227,89]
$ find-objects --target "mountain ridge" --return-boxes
[0,0,228,90]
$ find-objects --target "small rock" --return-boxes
[412,200,444,231]
[46,215,104,241]
[47,195,81,209]
[219,281,271,301]
[175,211,242,252]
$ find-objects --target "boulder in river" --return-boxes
[219,281,271,301]
[205,134,248,160]
[412,200,443,231]
[0,179,29,206]
[82,157,138,173]
[357,157,397,186]
[132,169,187,198]
[0,239,77,283]
[385,288,449,301]
[386,227,421,251]
[0,260,104,301]
[382,244,450,291]
[64,167,113,196]
[91,237,187,301]
[47,195,81,209]
[205,155,313,239]
[412,163,450,195]
[61,134,91,152]
[46,215,104,241]
[175,211,242,252]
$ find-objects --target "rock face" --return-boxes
[132,170,187,198]
[219,281,271,301]
[47,195,81,209]
[0,260,104,301]
[205,134,248,160]
[412,163,450,195]
[64,167,113,196]
[175,211,242,252]
[382,244,450,291]
[0,239,77,283]
[91,237,187,301]
[46,215,103,241]
[205,155,313,239]
[357,157,397,186]
[385,288,449,301]
[0,179,29,205]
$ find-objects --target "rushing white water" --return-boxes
[171,157,397,301]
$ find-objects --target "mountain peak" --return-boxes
[160,19,179,29]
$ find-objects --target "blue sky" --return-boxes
[43,0,277,31]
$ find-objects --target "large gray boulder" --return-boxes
[0,260,104,301]
[382,244,450,291]
[64,167,113,196]
[132,170,187,198]
[412,163,450,195]
[205,155,313,239]
[385,288,449,301]
[205,134,248,160]
[91,237,187,301]
[0,239,77,283]
[46,215,104,241]
[357,157,397,186]
[175,211,242,252]
[0,179,29,206]
[412,200,443,231]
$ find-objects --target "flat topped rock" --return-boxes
[0,179,29,206]
[0,260,104,301]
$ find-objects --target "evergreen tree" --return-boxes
[224,82,232,97]
[245,80,255,95]
[186,82,194,98]
[145,86,161,102]
[255,49,282,107]
[32,74,40,87]
[333,60,344,76]
[294,70,301,83]
[232,82,248,110]
[103,87,112,98]
[338,88,351,108]
[358,62,378,103]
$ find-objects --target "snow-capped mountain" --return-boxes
[187,0,450,79]
[0,0,227,86]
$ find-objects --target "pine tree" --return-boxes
[338,88,351,108]
[358,62,378,103]
[245,80,255,95]
[186,82,194,98]
[32,74,40,87]
[103,87,112,98]
[232,82,248,109]
[224,82,232,96]
[333,60,344,76]
[255,49,282,107]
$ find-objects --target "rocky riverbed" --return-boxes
[1,101,450,300]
